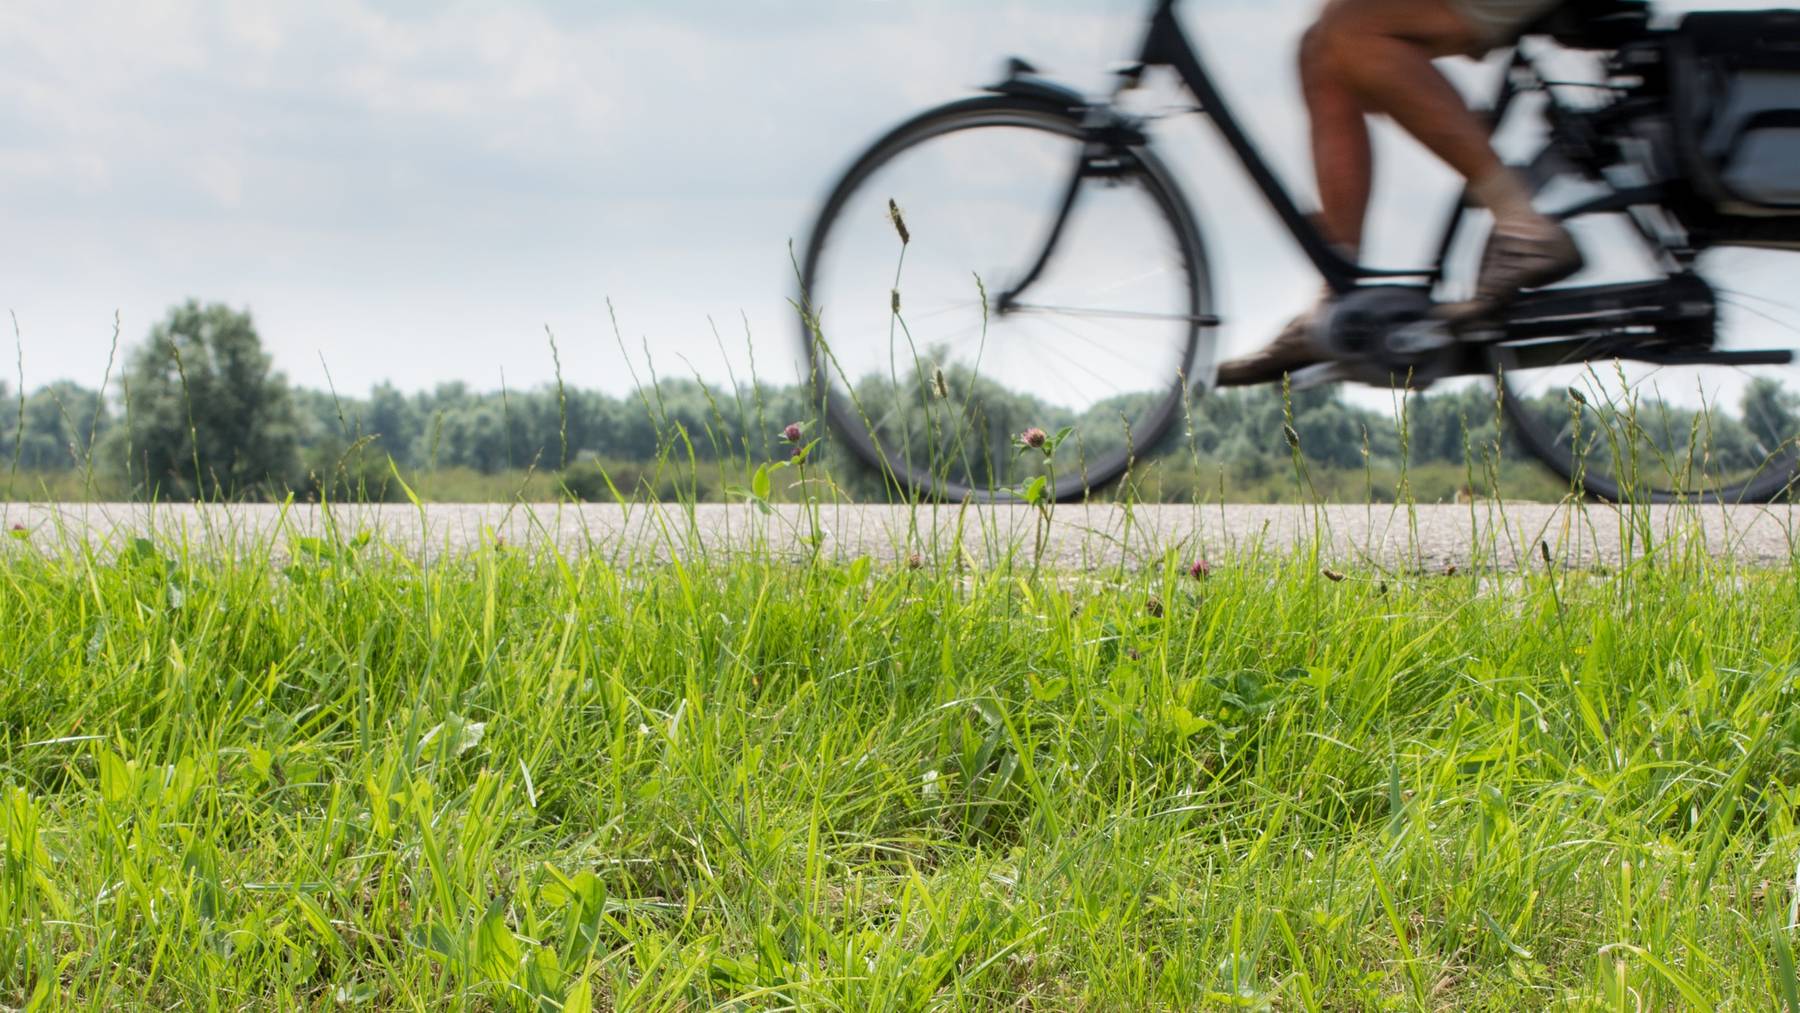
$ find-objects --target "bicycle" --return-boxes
[797,0,1800,503]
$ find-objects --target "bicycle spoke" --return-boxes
[1005,302,1217,325]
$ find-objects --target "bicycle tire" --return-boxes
[797,94,1215,503]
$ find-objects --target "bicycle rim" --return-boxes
[798,97,1214,502]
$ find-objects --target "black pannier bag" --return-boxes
[1668,10,1800,216]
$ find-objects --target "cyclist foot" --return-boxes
[1440,223,1583,321]
[1215,302,1326,387]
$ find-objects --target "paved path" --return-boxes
[3,501,1796,570]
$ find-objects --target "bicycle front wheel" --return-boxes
[797,95,1216,502]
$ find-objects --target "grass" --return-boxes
[0,455,1572,506]
[3,502,1799,1010]
[4,234,1797,1007]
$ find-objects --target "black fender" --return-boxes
[982,57,1088,113]
[982,58,1148,147]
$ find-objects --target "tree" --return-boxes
[1742,376,1800,463]
[6,382,109,471]
[115,300,299,499]
[364,382,421,467]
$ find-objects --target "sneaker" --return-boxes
[1441,223,1584,321]
[1215,303,1326,388]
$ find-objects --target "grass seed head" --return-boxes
[887,198,910,245]
[1283,423,1301,450]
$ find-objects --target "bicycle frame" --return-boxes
[992,0,1792,378]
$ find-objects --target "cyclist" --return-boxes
[1216,0,1584,386]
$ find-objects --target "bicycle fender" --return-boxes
[983,58,1088,113]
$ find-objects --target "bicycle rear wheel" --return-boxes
[797,95,1215,502]
[1447,153,1800,503]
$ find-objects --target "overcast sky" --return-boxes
[0,0,1743,397]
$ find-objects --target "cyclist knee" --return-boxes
[1299,20,1332,78]
[1300,12,1360,83]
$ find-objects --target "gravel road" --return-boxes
[3,501,1796,571]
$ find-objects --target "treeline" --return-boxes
[2,299,1537,501]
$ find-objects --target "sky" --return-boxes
[0,0,1748,398]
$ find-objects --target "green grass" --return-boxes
[3,508,1799,1010]
[2,455,1573,505]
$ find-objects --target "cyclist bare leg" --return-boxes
[1310,0,1493,248]
[1216,0,1579,386]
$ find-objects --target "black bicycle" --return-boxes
[798,0,1800,503]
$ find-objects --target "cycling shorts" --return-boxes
[1449,0,1565,46]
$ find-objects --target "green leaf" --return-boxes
[409,921,460,965]
[246,745,275,784]
[24,974,49,1011]
[97,750,133,806]
[473,899,522,983]
[1775,927,1800,1013]
[295,536,335,561]
[1386,761,1406,839]
[562,974,592,1013]
[1478,909,1532,959]
[524,945,564,1003]
[294,894,346,957]
[1028,673,1067,703]
[119,537,167,572]
[751,462,771,502]
[419,714,487,758]
[1635,946,1715,1008]
[1023,476,1047,505]
[1168,704,1210,738]
[541,864,606,916]
[972,698,1005,729]
[846,555,872,586]
[331,981,380,1005]
[387,456,423,509]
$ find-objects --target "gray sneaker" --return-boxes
[1215,307,1325,388]
[1442,224,1584,321]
